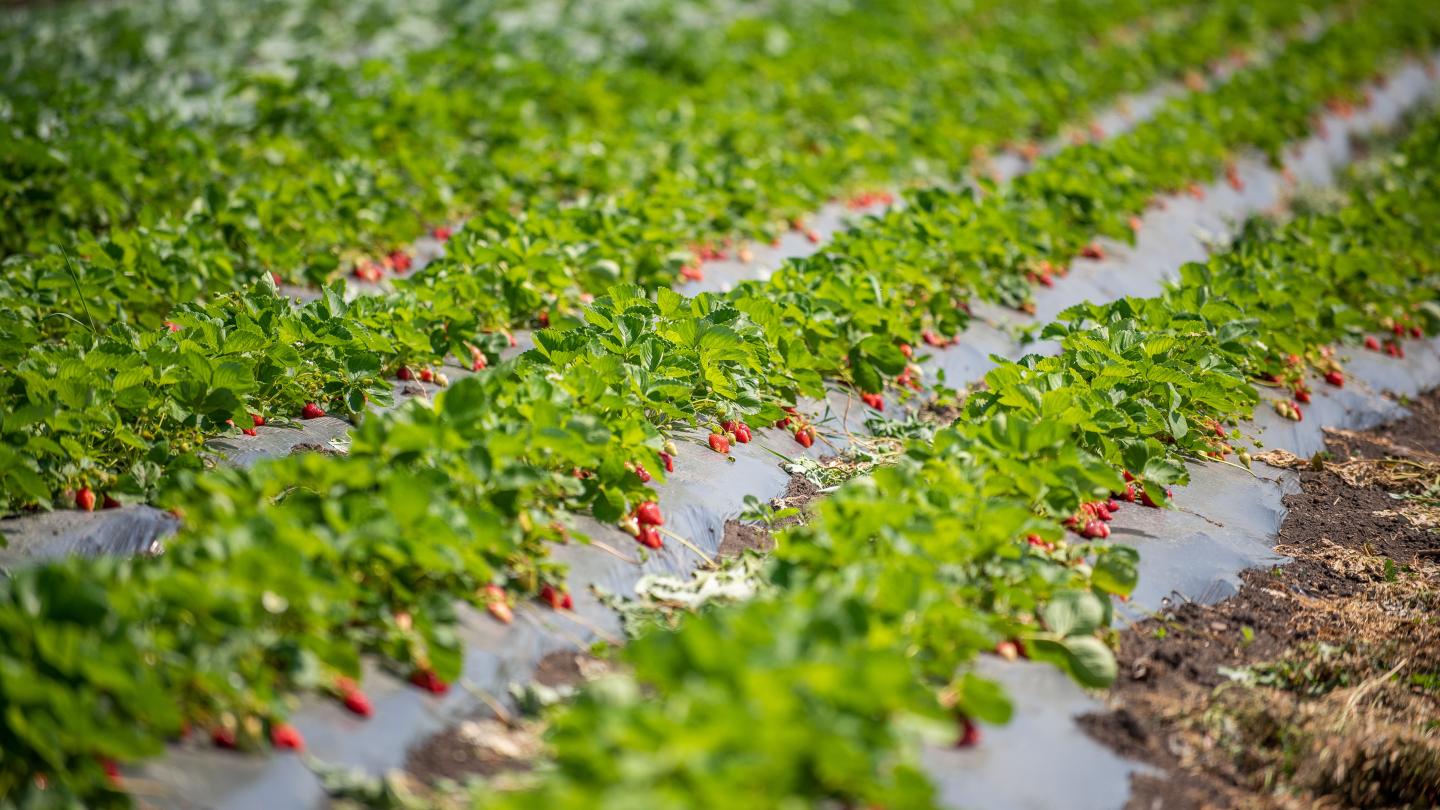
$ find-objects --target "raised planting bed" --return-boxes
[3,2,1440,808]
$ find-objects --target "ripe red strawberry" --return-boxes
[899,343,913,358]
[659,451,675,473]
[212,727,238,749]
[302,402,325,420]
[397,366,414,381]
[1295,388,1311,404]
[419,368,434,383]
[638,526,663,549]
[1226,165,1244,192]
[795,428,814,448]
[271,271,283,286]
[1411,326,1424,338]
[708,433,730,454]
[1187,182,1205,200]
[1107,498,1120,512]
[537,311,549,328]
[241,427,257,436]
[101,758,121,786]
[956,716,982,748]
[679,265,704,282]
[164,321,181,333]
[922,330,948,348]
[1388,342,1404,359]
[469,344,488,371]
[102,494,121,509]
[539,584,569,611]
[1323,371,1344,388]
[636,501,664,526]
[1364,335,1382,351]
[1128,216,1142,232]
[251,413,265,427]
[1392,323,1405,337]
[1080,242,1105,261]
[354,262,383,283]
[342,688,373,717]
[861,392,884,410]
[433,226,452,241]
[271,723,305,752]
[805,229,821,244]
[76,487,95,512]
[633,463,652,483]
[409,668,450,694]
[389,251,412,273]
[1026,534,1045,547]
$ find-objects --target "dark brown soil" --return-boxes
[403,650,604,787]
[717,473,821,557]
[1085,389,1440,809]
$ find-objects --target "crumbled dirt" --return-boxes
[718,473,821,558]
[403,650,605,788]
[718,520,775,557]
[288,442,342,456]
[1085,388,1440,809]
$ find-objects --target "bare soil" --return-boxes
[1085,389,1440,809]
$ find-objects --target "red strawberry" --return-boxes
[795,428,814,448]
[805,229,821,244]
[634,464,651,483]
[1364,335,1382,351]
[1411,326,1424,338]
[164,321,181,333]
[1226,165,1244,192]
[302,402,325,420]
[1127,216,1142,232]
[1323,371,1343,388]
[708,433,730,454]
[638,526,663,549]
[271,723,305,752]
[899,343,913,358]
[861,392,884,410]
[354,262,383,283]
[101,759,121,786]
[389,251,412,273]
[1187,182,1206,200]
[102,494,121,510]
[922,330,948,348]
[1080,242,1105,260]
[957,717,982,748]
[1295,388,1311,404]
[1393,323,1406,337]
[342,688,373,717]
[271,271,283,286]
[76,487,95,512]
[537,311,549,328]
[1388,342,1405,359]
[659,451,675,473]
[469,345,488,371]
[635,501,664,526]
[484,584,513,624]
[432,226,452,241]
[679,265,704,282]
[419,368,434,383]
[1107,498,1120,512]
[251,413,265,427]
[397,366,414,381]
[212,727,238,749]
[539,584,568,611]
[409,669,450,695]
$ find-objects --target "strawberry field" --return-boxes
[4,0,1440,807]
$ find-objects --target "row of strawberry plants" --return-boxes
[0,22,1436,808]
[462,107,1440,810]
[0,0,1329,339]
[0,4,1425,516]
